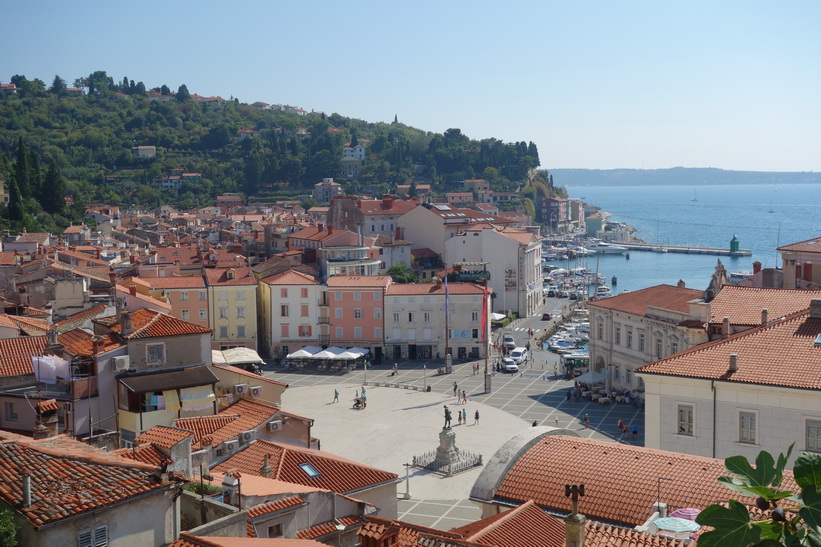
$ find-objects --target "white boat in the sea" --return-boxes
[588,241,628,255]
[595,286,612,298]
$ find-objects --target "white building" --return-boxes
[257,269,321,358]
[637,299,821,463]
[443,224,542,317]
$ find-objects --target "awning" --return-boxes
[490,312,506,321]
[180,385,216,411]
[313,346,346,359]
[573,370,606,384]
[286,346,323,359]
[119,366,218,393]
[212,347,264,365]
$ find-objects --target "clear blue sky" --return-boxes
[5,1,821,172]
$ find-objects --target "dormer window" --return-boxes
[226,269,235,280]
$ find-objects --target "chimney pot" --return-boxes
[722,316,730,338]
[753,261,762,274]
[761,308,769,325]
[729,353,738,371]
[129,285,137,296]
[811,299,821,320]
[22,473,31,508]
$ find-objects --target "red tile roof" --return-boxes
[51,303,109,334]
[113,444,167,466]
[325,275,391,288]
[586,520,688,546]
[58,329,124,356]
[356,197,419,217]
[708,286,821,326]
[491,435,791,527]
[141,276,206,289]
[587,284,703,316]
[0,314,48,335]
[175,415,240,449]
[204,267,258,287]
[0,335,47,377]
[296,514,362,540]
[212,439,398,494]
[778,236,821,254]
[171,533,326,546]
[451,500,565,547]
[247,496,305,520]
[260,269,319,286]
[387,282,488,296]
[135,425,194,449]
[0,436,182,529]
[188,398,279,447]
[103,308,212,339]
[637,309,821,389]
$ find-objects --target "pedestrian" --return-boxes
[453,382,458,396]
[632,424,639,439]
[532,420,538,427]
[458,410,463,425]
[566,389,572,402]
[461,409,467,425]
[553,366,558,381]
[474,409,480,425]
[462,390,467,404]
[333,389,339,403]
[583,413,590,429]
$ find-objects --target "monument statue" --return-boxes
[443,405,452,428]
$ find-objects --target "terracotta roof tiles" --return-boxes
[452,500,565,546]
[587,284,703,316]
[135,425,194,449]
[386,282,488,296]
[260,269,319,286]
[708,285,821,326]
[325,275,391,288]
[212,439,398,494]
[296,514,362,540]
[0,335,47,377]
[778,236,821,254]
[247,496,305,520]
[104,308,212,339]
[175,415,240,449]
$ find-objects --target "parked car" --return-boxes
[510,347,529,364]
[502,357,518,372]
[541,313,552,321]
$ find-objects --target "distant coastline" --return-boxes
[550,167,821,187]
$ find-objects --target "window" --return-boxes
[199,308,207,321]
[299,325,312,337]
[281,305,289,317]
[655,337,663,358]
[472,328,479,339]
[301,287,308,298]
[237,307,245,319]
[354,291,361,301]
[472,312,479,321]
[807,420,821,452]
[237,325,246,338]
[615,327,621,345]
[335,291,342,301]
[408,312,414,322]
[354,309,363,319]
[354,326,362,338]
[374,327,382,339]
[146,343,165,365]
[298,462,321,478]
[625,368,632,385]
[739,411,757,444]
[281,288,288,298]
[393,312,400,322]
[423,312,431,322]
[374,292,381,301]
[236,291,244,301]
[180,291,189,301]
[626,329,633,349]
[219,307,229,319]
[335,308,343,319]
[335,327,343,338]
[199,291,207,301]
[268,523,284,538]
[219,290,228,301]
[301,304,309,317]
[181,309,189,321]
[374,308,381,319]
[639,332,645,352]
[281,324,289,338]
[671,339,679,354]
[220,326,228,338]
[4,402,17,422]
[597,322,603,340]
[78,524,108,547]
[677,405,694,436]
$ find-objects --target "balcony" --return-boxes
[318,314,330,325]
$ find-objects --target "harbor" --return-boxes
[618,241,751,256]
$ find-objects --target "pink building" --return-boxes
[325,276,391,361]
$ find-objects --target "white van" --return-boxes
[510,347,529,364]
[502,333,516,349]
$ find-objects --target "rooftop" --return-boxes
[587,284,703,316]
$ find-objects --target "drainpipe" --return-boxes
[711,380,717,458]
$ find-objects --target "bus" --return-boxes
[560,353,589,377]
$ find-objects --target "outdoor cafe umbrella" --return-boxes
[654,517,700,533]
[669,508,700,521]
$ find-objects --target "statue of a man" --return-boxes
[443,405,452,428]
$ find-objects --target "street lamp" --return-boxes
[423,364,426,391]
[403,463,412,499]
[335,521,345,547]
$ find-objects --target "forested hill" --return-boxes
[550,167,821,187]
[0,72,541,218]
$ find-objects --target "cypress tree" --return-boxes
[41,162,66,215]
[29,152,42,204]
[14,138,31,200]
[6,175,24,223]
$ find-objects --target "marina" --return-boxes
[617,241,751,256]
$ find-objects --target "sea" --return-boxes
[557,183,821,294]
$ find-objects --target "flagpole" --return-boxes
[483,287,490,393]
[444,276,449,364]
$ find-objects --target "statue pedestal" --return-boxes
[435,427,459,468]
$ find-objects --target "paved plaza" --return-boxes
[264,306,645,529]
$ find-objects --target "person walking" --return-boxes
[457,410,463,425]
[553,366,558,381]
[474,409,480,425]
[333,389,339,403]
[453,382,458,397]
[583,413,590,429]
[632,424,639,439]
[462,409,467,424]
[462,390,468,405]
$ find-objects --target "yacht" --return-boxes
[595,286,612,298]
[587,241,628,255]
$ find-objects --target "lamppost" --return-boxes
[423,364,426,391]
[403,463,412,499]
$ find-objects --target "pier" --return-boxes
[620,242,752,256]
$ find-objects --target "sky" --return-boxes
[4,1,821,172]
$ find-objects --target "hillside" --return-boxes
[550,167,821,187]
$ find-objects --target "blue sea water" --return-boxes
[561,183,821,294]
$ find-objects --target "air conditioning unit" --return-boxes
[113,355,130,372]
[224,441,237,452]
[234,384,248,395]
[225,393,234,404]
[241,430,256,443]
[250,386,262,397]
[268,420,282,432]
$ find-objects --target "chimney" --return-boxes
[564,484,586,547]
[382,194,393,208]
[22,473,31,508]
[327,224,333,235]
[729,353,738,372]
[811,299,821,320]
[677,279,685,288]
[753,261,762,274]
[761,308,769,325]
[721,316,730,338]
[121,311,133,336]
[260,454,273,479]
[109,267,116,288]
[92,335,105,354]
[129,285,137,297]
[395,226,401,241]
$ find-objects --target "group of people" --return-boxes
[332,387,368,409]
[445,404,479,427]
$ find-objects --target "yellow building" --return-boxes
[204,267,258,350]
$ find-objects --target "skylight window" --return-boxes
[433,205,451,211]
[298,462,321,478]
[815,334,821,347]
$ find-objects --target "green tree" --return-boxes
[6,175,24,223]
[41,162,67,215]
[0,507,18,547]
[14,138,31,200]
[176,84,190,102]
[160,84,171,95]
[49,75,67,95]
[386,264,417,283]
[696,444,821,546]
